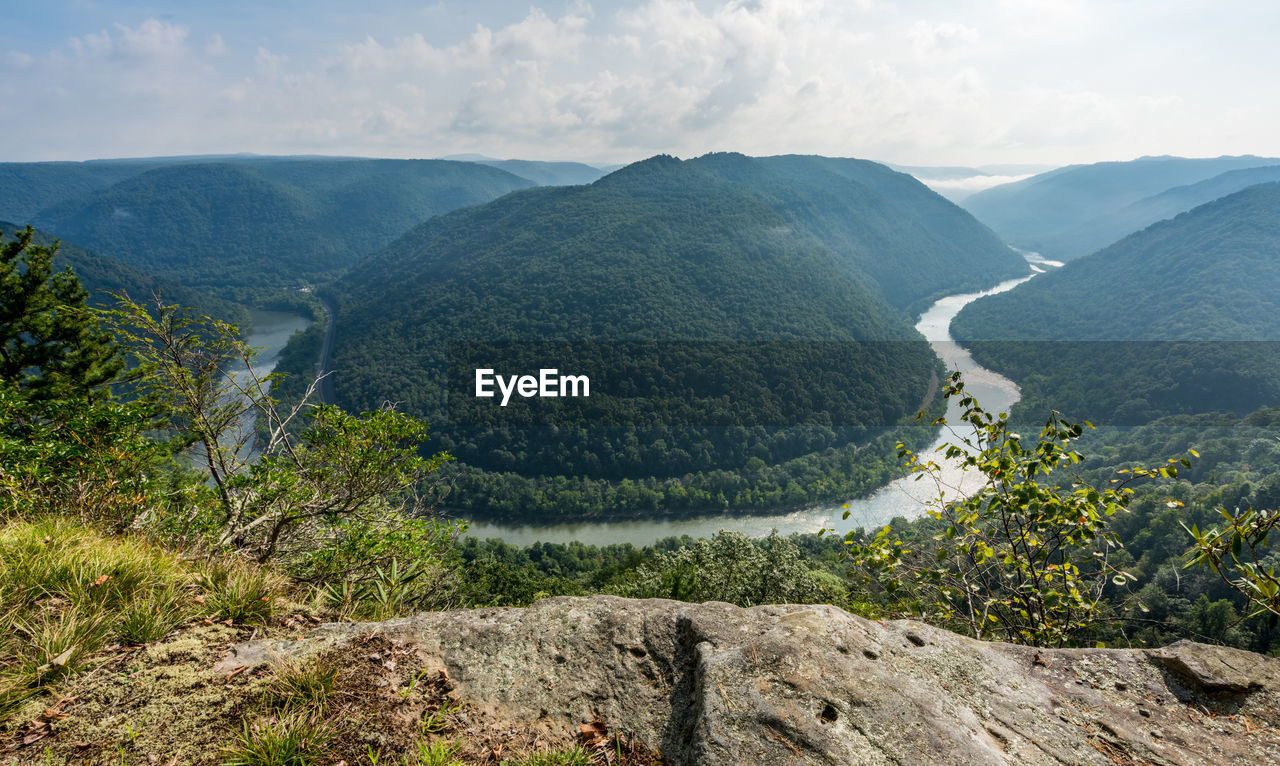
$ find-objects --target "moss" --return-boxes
[5,623,262,764]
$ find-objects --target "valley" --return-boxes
[464,262,1040,545]
[9,7,1280,762]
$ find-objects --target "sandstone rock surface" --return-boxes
[229,596,1280,764]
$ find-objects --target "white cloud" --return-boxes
[906,21,979,57]
[2,2,1279,165]
[69,19,190,60]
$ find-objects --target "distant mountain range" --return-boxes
[962,155,1280,260]
[953,181,1280,424]
[888,163,1056,203]
[0,155,613,301]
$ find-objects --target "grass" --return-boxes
[200,558,287,624]
[0,516,285,726]
[221,709,334,766]
[265,654,340,710]
[500,747,595,766]
[399,739,466,766]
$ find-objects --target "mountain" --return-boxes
[1052,165,1280,259]
[29,158,535,296]
[284,153,995,519]
[962,155,1280,260]
[0,160,164,223]
[689,153,1028,314]
[279,152,1027,519]
[0,220,249,328]
[952,182,1280,424]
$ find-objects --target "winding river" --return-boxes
[465,257,1051,546]
[247,257,1053,547]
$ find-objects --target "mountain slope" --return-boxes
[30,159,536,295]
[962,155,1280,260]
[297,154,953,519]
[1054,165,1280,259]
[477,159,606,186]
[952,182,1280,423]
[0,161,159,223]
[0,220,249,328]
[735,154,1028,313]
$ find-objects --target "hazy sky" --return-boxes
[3,0,1278,166]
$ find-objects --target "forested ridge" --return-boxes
[686,153,1027,314]
[953,181,1280,424]
[0,220,248,329]
[27,159,537,297]
[962,154,1280,260]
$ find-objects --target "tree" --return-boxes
[1,227,161,521]
[110,297,454,568]
[614,530,846,607]
[1,226,121,402]
[843,372,1187,647]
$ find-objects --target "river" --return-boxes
[225,309,312,459]
[464,257,1050,546]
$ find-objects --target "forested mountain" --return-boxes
[30,159,537,295]
[962,155,1280,260]
[0,154,299,223]
[1055,165,1280,258]
[952,182,1280,424]
[688,153,1028,314]
[0,220,248,328]
[279,153,986,519]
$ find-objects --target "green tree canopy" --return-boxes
[0,225,122,402]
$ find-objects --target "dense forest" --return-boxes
[26,159,538,296]
[685,153,1027,314]
[962,154,1280,260]
[952,182,1280,424]
[272,153,1016,519]
[0,220,249,329]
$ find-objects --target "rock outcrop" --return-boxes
[229,596,1280,764]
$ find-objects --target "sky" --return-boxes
[3,0,1279,168]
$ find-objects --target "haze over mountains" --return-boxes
[962,155,1280,261]
[953,181,1280,424]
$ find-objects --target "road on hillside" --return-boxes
[316,295,337,405]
